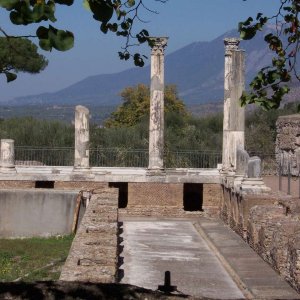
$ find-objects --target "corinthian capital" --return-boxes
[149,37,168,55]
[224,38,240,54]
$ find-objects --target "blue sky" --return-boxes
[0,0,276,102]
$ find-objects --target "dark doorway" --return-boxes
[35,181,55,189]
[109,182,128,208]
[183,183,203,211]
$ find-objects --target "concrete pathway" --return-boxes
[119,217,300,299]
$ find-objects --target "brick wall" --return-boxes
[203,184,222,213]
[124,182,222,217]
[0,181,35,189]
[128,183,183,207]
[54,181,108,190]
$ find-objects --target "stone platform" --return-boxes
[0,166,221,183]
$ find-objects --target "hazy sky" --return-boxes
[0,0,276,102]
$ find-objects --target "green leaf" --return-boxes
[48,26,74,51]
[54,0,74,5]
[0,0,18,10]
[89,0,114,23]
[127,0,135,7]
[4,71,17,82]
[37,26,74,51]
[36,26,49,39]
[39,39,52,51]
[82,0,90,10]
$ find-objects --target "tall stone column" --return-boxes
[148,37,168,170]
[222,38,245,172]
[0,139,16,172]
[74,105,90,170]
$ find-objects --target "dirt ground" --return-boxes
[263,175,300,198]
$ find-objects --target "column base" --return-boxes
[240,178,271,195]
[72,167,91,173]
[146,168,166,176]
[0,166,16,174]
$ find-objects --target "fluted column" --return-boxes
[222,38,245,172]
[148,37,168,170]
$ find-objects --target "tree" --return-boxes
[0,0,166,68]
[104,84,187,127]
[0,0,299,109]
[0,37,48,82]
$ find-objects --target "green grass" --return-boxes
[0,235,74,282]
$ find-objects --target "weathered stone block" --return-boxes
[248,156,261,178]
[276,114,300,176]
[236,148,249,176]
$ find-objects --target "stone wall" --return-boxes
[276,114,300,175]
[221,186,300,292]
[60,187,119,283]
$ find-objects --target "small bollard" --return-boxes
[157,271,177,293]
[288,158,291,195]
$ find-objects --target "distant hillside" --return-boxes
[9,26,277,106]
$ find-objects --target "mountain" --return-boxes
[9,27,276,106]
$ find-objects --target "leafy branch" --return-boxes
[0,0,167,73]
[239,0,300,110]
[86,0,167,67]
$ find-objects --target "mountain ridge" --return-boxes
[9,27,276,107]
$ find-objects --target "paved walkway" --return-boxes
[119,217,300,299]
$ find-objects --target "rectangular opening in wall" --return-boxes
[35,181,55,189]
[109,182,128,208]
[183,183,203,211]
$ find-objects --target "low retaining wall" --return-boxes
[0,189,79,238]
[221,185,300,292]
[60,187,119,283]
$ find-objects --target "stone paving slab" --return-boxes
[119,219,245,299]
[197,217,300,299]
[119,216,300,299]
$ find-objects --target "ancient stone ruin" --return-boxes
[276,114,300,176]
[1,36,300,299]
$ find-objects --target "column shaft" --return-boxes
[222,38,245,171]
[74,105,90,169]
[148,37,168,170]
[0,139,16,172]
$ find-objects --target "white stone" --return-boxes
[222,38,245,172]
[74,105,90,170]
[0,139,16,173]
[148,37,168,170]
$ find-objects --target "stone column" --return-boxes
[222,38,245,172]
[148,37,168,170]
[0,139,16,172]
[74,105,89,170]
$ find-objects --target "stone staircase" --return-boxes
[60,187,119,283]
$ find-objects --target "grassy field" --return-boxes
[0,235,74,282]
